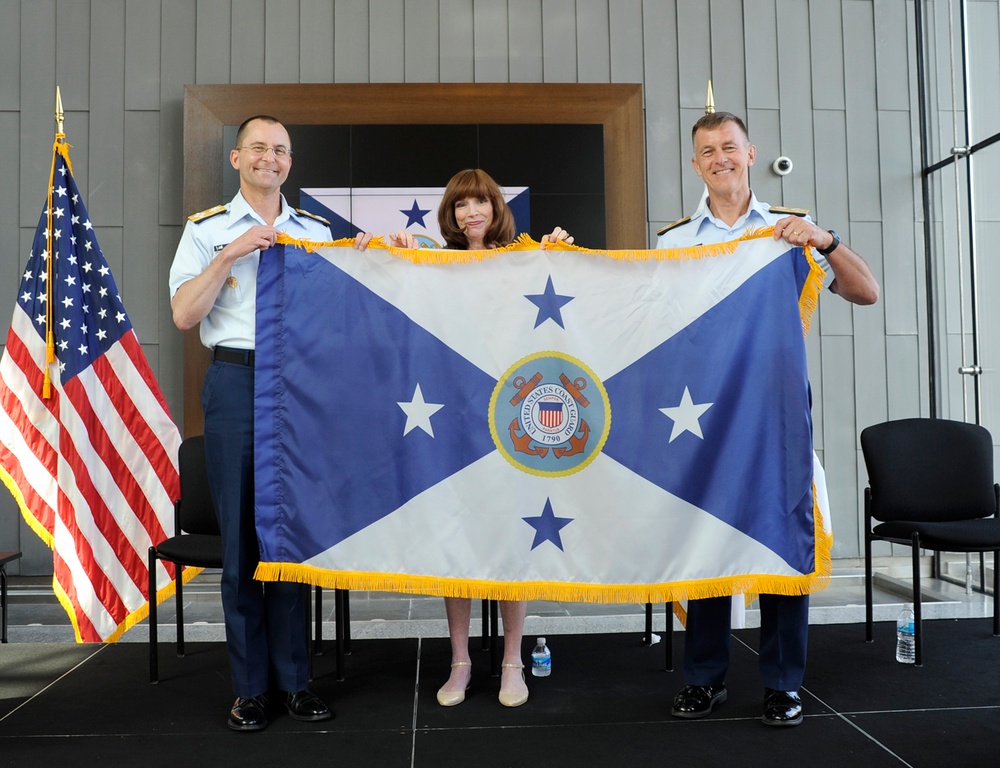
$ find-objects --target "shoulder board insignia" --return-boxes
[769,206,809,217]
[656,216,691,237]
[188,204,227,223]
[295,208,331,225]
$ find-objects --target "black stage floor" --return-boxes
[1,619,998,767]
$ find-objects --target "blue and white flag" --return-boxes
[299,186,530,246]
[253,234,830,603]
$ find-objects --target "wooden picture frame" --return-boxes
[181,82,646,435]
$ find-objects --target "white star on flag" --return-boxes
[660,386,714,442]
[397,383,444,437]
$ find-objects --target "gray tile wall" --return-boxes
[1,0,993,574]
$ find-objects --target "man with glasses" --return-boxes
[169,115,334,732]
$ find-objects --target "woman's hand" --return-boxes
[353,231,374,251]
[388,231,418,249]
[540,226,574,249]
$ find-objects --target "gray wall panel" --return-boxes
[809,0,846,110]
[195,0,231,84]
[1,0,962,573]
[844,0,882,222]
[159,224,185,419]
[232,0,266,84]
[334,0,370,82]
[509,0,543,83]
[0,0,20,109]
[576,0,611,83]
[820,334,861,558]
[676,0,711,109]
[812,109,850,346]
[745,107,781,207]
[301,0,335,83]
[542,0,577,83]
[885,334,921,420]
[850,221,889,458]
[56,0,91,109]
[159,0,196,226]
[878,110,920,336]
[19,0,56,229]
[404,0,441,82]
[370,0,405,82]
[122,111,160,345]
[743,0,778,110]
[474,0,509,82]
[775,0,815,212]
[711,0,747,118]
[1,112,19,303]
[643,0,681,232]
[439,0,474,82]
[609,0,643,84]
[968,0,1000,145]
[89,0,125,227]
[264,0,301,83]
[125,0,160,110]
[873,0,911,112]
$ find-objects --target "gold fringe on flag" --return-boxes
[254,505,832,606]
[256,230,832,607]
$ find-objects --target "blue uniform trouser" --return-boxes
[202,360,308,698]
[683,594,809,691]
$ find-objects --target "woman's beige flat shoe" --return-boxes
[498,663,529,708]
[436,661,472,707]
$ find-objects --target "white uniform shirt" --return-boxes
[168,191,332,350]
[655,191,831,279]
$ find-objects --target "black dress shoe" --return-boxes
[228,695,268,732]
[286,689,333,722]
[671,684,727,719]
[762,688,803,727]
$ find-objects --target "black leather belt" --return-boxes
[213,346,255,366]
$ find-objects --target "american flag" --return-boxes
[0,139,181,642]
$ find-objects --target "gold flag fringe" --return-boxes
[275,228,821,273]
[254,504,831,605]
[261,229,831,606]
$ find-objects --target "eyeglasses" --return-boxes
[236,144,292,158]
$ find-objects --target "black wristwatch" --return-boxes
[817,230,841,256]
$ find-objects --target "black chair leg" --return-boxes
[643,603,653,645]
[343,589,351,654]
[314,587,323,655]
[481,599,490,651]
[148,548,159,684]
[912,533,923,667]
[864,495,874,643]
[489,599,500,677]
[334,588,346,681]
[175,568,186,658]
[993,550,999,637]
[664,602,674,672]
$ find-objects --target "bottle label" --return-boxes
[532,654,551,670]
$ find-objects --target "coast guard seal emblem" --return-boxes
[489,351,611,477]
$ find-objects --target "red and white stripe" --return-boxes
[1,305,180,642]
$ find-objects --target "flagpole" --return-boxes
[43,87,66,398]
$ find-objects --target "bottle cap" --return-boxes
[537,637,546,644]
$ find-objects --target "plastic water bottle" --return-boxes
[895,604,915,664]
[531,637,551,677]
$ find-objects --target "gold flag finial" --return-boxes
[55,86,64,135]
[705,80,715,114]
